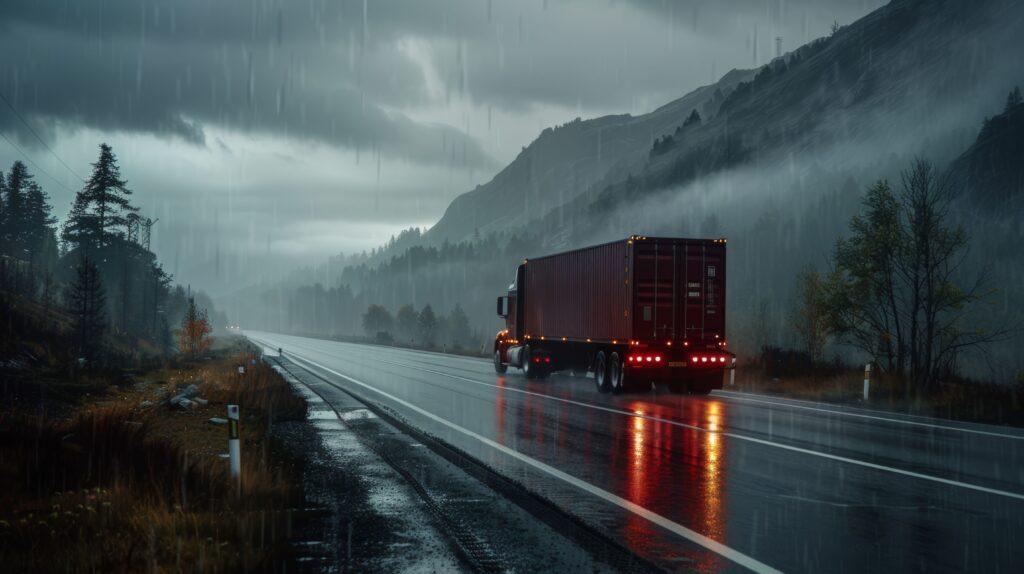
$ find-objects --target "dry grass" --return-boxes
[731,364,1024,426]
[0,349,307,572]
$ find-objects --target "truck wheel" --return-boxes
[594,351,610,393]
[608,352,624,393]
[522,344,534,378]
[494,349,507,374]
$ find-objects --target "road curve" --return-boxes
[247,332,1023,573]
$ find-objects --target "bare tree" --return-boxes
[828,159,1008,389]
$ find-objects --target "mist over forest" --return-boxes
[222,0,1024,383]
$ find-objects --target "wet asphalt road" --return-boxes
[247,332,1024,573]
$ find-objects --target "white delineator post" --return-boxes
[863,363,872,401]
[227,404,241,479]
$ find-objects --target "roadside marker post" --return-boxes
[729,368,736,387]
[863,363,872,401]
[227,405,241,480]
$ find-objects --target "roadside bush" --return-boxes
[760,346,844,378]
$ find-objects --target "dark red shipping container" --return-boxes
[522,236,726,345]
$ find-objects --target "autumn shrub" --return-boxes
[0,355,305,572]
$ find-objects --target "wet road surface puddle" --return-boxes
[308,409,337,420]
[340,408,378,421]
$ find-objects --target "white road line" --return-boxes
[264,336,1024,503]
[277,347,782,574]
[712,391,1024,441]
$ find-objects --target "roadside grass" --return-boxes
[0,348,308,572]
[730,363,1024,426]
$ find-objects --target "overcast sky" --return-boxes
[0,0,884,292]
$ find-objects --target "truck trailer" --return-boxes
[493,235,734,394]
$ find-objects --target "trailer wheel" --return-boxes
[493,349,507,374]
[594,351,610,393]
[608,352,624,393]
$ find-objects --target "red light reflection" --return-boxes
[621,400,728,569]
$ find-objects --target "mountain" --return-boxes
[424,68,754,244]
[428,0,1023,250]
[948,98,1024,208]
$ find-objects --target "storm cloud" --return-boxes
[0,0,884,293]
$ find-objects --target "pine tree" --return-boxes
[1006,86,1022,112]
[67,255,107,364]
[418,304,438,348]
[62,143,137,251]
[1,161,32,259]
[24,182,56,265]
[0,170,5,244]
[446,303,472,349]
[683,109,702,129]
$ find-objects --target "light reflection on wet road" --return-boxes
[249,332,1024,573]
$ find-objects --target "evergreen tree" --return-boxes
[683,109,702,129]
[0,170,5,244]
[1006,86,1022,111]
[67,255,107,364]
[1,161,32,259]
[418,304,438,347]
[24,182,57,265]
[62,143,137,251]
[446,303,472,349]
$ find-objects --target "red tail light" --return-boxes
[691,356,698,363]
[544,357,551,363]
[654,355,662,362]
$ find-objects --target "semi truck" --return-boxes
[493,236,734,394]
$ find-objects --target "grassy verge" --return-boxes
[0,343,307,572]
[730,364,1024,427]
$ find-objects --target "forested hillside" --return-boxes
[0,144,225,366]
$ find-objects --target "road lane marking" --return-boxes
[273,346,782,574]
[713,391,1024,441]
[261,336,1024,503]
[289,334,1023,441]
